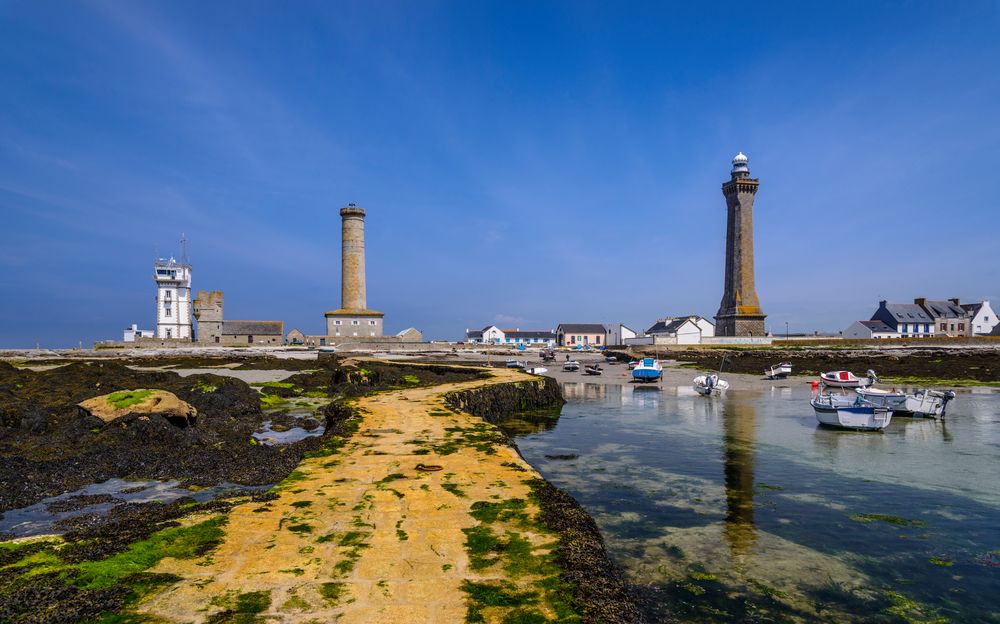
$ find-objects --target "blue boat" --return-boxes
[631,358,662,383]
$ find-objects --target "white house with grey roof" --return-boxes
[464,326,554,346]
[645,316,715,345]
[606,323,638,346]
[869,301,934,338]
[961,300,998,335]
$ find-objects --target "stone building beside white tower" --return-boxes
[153,254,193,340]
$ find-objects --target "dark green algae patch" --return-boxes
[0,512,229,623]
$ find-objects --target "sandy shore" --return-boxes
[414,350,807,392]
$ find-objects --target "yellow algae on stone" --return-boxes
[139,368,574,623]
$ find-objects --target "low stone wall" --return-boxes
[443,374,564,424]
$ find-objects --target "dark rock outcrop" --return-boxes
[528,478,650,624]
[443,376,564,424]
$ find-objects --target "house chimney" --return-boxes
[879,300,887,308]
[914,298,926,307]
[949,298,961,306]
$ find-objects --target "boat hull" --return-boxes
[857,389,954,418]
[811,398,892,430]
[902,392,952,418]
[765,364,793,379]
[692,375,730,396]
[631,358,662,382]
[632,369,661,382]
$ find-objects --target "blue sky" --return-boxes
[1,1,998,347]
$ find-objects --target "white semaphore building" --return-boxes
[154,256,193,340]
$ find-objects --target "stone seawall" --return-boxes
[443,375,565,424]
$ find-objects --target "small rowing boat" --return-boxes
[856,387,956,418]
[810,394,892,430]
[820,369,877,388]
[693,373,729,396]
[765,362,793,379]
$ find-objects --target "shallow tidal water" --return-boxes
[501,382,1000,623]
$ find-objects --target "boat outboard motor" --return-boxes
[866,369,878,385]
[940,391,957,417]
[705,375,715,390]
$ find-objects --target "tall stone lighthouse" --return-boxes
[325,203,384,338]
[715,153,766,337]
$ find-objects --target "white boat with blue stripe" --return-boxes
[631,358,662,383]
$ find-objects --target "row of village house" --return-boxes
[465,317,717,347]
[465,298,999,348]
[844,298,999,339]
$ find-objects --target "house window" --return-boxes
[164,304,171,318]
[958,323,964,331]
[166,329,172,338]
[335,320,342,326]
[940,323,947,331]
[924,324,929,333]
[950,324,955,332]
[596,336,601,344]
[369,320,376,326]
[352,320,360,325]
[214,336,219,343]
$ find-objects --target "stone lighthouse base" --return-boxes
[714,314,766,338]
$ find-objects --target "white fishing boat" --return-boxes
[820,369,877,388]
[853,387,906,410]
[631,358,662,383]
[563,360,580,372]
[693,373,729,396]
[765,362,793,379]
[810,394,892,430]
[856,388,956,418]
[505,359,526,369]
[525,367,548,375]
[584,364,603,376]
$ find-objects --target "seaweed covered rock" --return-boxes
[444,376,565,424]
[527,478,649,624]
[78,390,197,427]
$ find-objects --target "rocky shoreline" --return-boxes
[608,346,1000,385]
[0,355,649,623]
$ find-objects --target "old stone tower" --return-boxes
[192,290,224,343]
[715,152,766,337]
[325,203,384,338]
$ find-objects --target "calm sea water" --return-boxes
[501,382,1000,623]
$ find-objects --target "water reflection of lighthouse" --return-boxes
[722,397,758,559]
